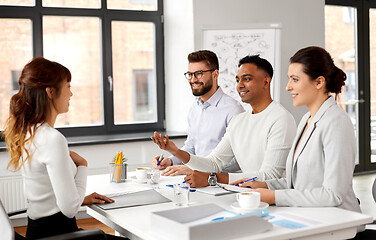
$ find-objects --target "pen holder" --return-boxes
[109,162,127,183]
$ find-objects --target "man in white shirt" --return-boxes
[152,50,244,176]
[151,55,296,187]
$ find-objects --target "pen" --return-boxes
[166,184,196,192]
[236,177,257,186]
[157,153,164,166]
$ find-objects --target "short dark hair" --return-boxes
[290,46,346,94]
[188,50,219,70]
[238,55,273,79]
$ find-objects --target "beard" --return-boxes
[190,76,213,96]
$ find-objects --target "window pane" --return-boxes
[112,21,157,124]
[108,0,157,11]
[325,6,359,163]
[42,0,100,8]
[0,19,32,130]
[370,9,376,163]
[0,0,34,6]
[43,16,103,127]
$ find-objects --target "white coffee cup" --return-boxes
[136,167,150,180]
[236,192,260,209]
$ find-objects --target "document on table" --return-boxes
[269,212,322,230]
[186,209,239,226]
[193,183,253,196]
[97,189,171,210]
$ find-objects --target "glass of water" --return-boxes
[149,169,160,184]
[173,183,190,206]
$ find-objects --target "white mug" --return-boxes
[135,167,150,180]
[236,192,260,209]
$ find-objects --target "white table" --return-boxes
[86,174,373,240]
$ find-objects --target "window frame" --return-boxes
[326,0,376,172]
[0,0,165,139]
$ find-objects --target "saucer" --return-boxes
[131,176,148,184]
[230,202,269,211]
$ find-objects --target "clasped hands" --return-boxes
[183,172,276,204]
[230,178,276,204]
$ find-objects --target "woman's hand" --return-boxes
[69,151,88,167]
[150,131,179,154]
[230,179,268,189]
[82,192,114,206]
[252,188,276,205]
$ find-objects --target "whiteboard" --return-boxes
[202,26,280,109]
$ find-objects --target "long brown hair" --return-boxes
[3,57,71,171]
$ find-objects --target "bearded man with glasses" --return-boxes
[152,50,244,176]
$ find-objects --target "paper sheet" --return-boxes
[185,210,239,227]
[193,184,252,196]
[269,212,322,230]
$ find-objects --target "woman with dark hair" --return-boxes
[3,57,123,239]
[232,47,362,220]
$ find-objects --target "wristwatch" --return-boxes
[208,173,217,186]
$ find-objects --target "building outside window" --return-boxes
[0,0,164,138]
[326,0,376,172]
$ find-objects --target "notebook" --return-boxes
[193,184,252,196]
[97,189,171,210]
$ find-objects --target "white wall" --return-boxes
[0,0,325,177]
[164,0,195,132]
[0,140,186,177]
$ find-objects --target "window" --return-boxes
[108,0,157,11]
[0,0,34,6]
[326,0,376,172]
[43,16,103,128]
[133,70,155,122]
[0,0,165,138]
[42,0,100,8]
[11,70,21,92]
[0,18,32,129]
[111,21,157,125]
[343,7,355,24]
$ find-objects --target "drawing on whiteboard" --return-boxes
[203,28,277,109]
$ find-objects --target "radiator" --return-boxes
[0,176,27,212]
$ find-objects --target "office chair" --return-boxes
[351,177,376,239]
[0,200,107,240]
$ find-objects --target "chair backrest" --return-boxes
[372,177,376,203]
[0,199,14,240]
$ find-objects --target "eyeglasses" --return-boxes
[184,69,215,80]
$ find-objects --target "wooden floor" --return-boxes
[14,218,115,237]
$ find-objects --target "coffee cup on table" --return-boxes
[236,192,260,209]
[136,167,150,180]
